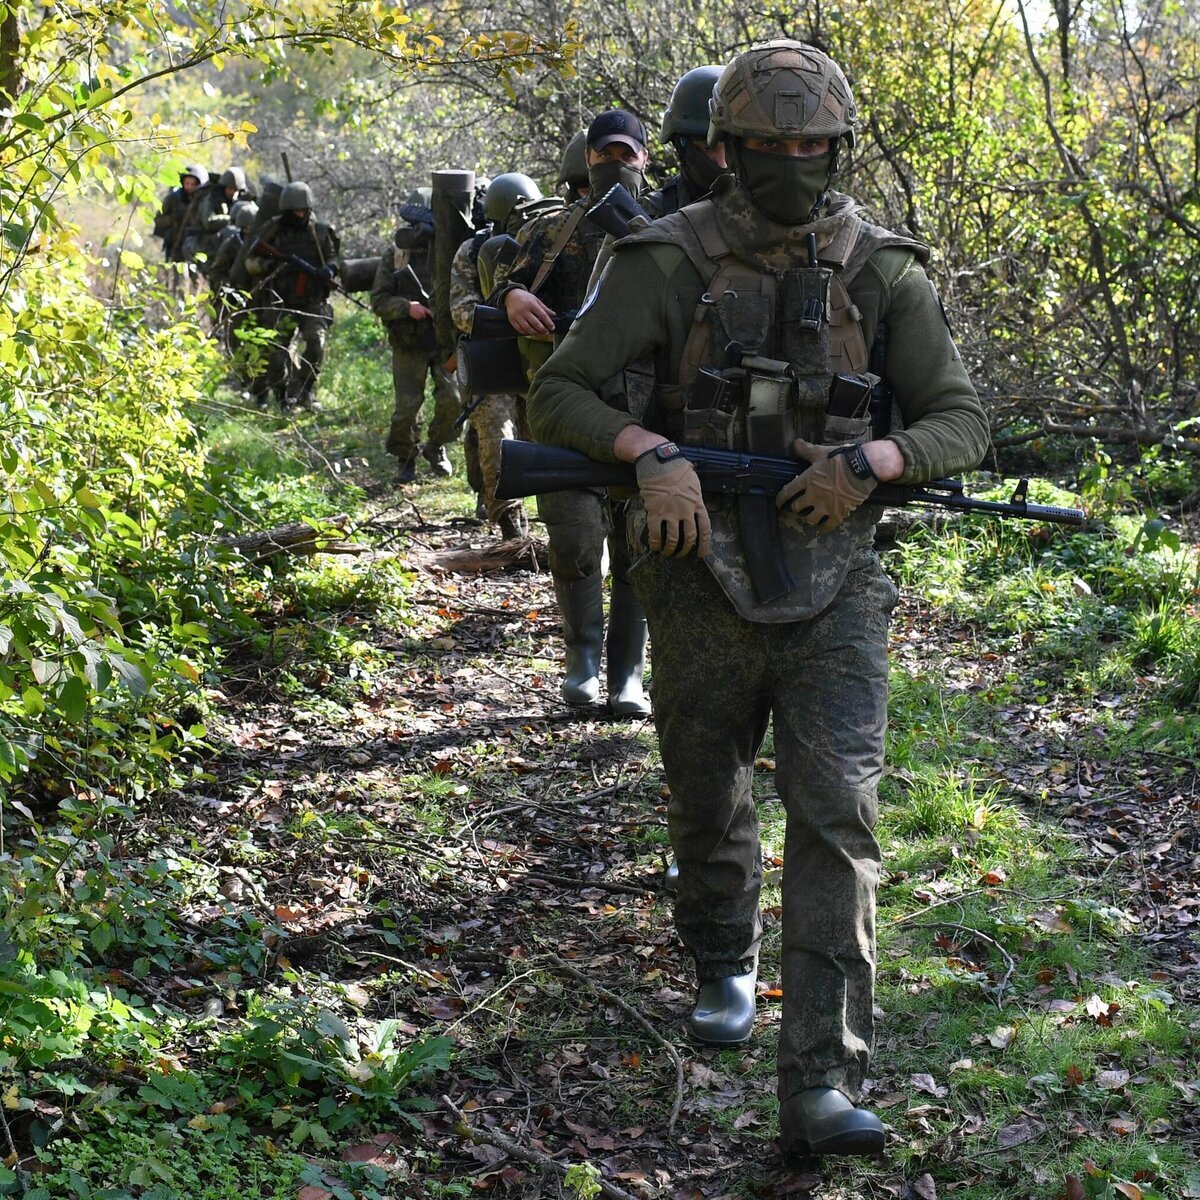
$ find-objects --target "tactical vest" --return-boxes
[618,195,926,623]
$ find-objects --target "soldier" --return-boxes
[529,42,990,1156]
[449,172,547,539]
[152,164,208,264]
[556,130,590,204]
[490,115,654,719]
[652,66,729,216]
[242,180,340,411]
[195,167,248,272]
[371,190,461,484]
[208,201,258,347]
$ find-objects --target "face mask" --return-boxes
[734,145,831,225]
[587,159,644,202]
[282,210,308,228]
[681,139,726,196]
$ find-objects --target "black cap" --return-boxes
[587,109,648,153]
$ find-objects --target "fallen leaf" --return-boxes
[1064,1064,1085,1088]
[997,1116,1045,1147]
[988,1024,1017,1049]
[297,1188,334,1200]
[1106,1114,1138,1136]
[912,1174,937,1200]
[1096,1069,1130,1090]
[910,1073,948,1098]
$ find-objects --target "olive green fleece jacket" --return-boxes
[527,240,990,486]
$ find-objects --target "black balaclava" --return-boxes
[676,137,727,196]
[587,159,644,202]
[728,139,837,226]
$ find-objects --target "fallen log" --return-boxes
[220,514,368,564]
[411,536,543,575]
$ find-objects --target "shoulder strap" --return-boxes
[529,203,589,295]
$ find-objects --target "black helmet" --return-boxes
[556,131,588,188]
[483,173,542,228]
[661,66,723,143]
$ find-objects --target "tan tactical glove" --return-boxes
[636,443,712,558]
[776,438,878,531]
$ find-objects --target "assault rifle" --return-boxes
[496,439,1086,602]
[252,240,370,311]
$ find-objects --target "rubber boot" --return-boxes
[605,580,650,718]
[554,573,603,706]
[687,971,757,1046]
[422,443,453,477]
[779,1088,885,1158]
[498,508,529,541]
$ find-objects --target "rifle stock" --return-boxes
[495,439,1087,527]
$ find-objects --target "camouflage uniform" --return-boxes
[529,176,990,1104]
[450,232,529,527]
[244,211,340,407]
[492,199,614,578]
[370,239,460,465]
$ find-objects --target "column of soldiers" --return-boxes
[153,48,990,1164]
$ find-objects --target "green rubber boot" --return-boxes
[606,580,650,718]
[779,1088,885,1158]
[687,972,757,1045]
[554,573,604,706]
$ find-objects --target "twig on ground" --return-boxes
[440,1094,642,1200]
[518,870,654,897]
[546,953,687,1134]
[911,921,1018,1007]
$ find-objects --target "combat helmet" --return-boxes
[708,40,857,150]
[661,66,723,143]
[233,201,259,231]
[484,173,542,229]
[279,181,315,211]
[180,163,209,186]
[556,131,588,188]
[219,167,247,192]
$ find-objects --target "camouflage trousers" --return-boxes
[386,344,460,462]
[468,395,529,523]
[631,547,896,1102]
[266,302,333,403]
[539,488,633,582]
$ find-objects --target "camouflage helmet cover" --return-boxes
[219,166,247,191]
[708,40,857,149]
[556,131,588,187]
[484,173,542,226]
[180,163,209,186]
[661,65,724,142]
[279,181,315,211]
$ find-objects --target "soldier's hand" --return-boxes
[409,302,432,320]
[503,289,557,337]
[776,438,877,532]
[635,444,711,559]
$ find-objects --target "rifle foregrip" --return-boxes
[495,441,633,500]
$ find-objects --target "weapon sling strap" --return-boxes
[528,202,589,295]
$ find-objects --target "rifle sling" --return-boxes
[528,203,588,296]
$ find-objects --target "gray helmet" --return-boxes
[406,186,433,206]
[661,66,724,142]
[279,181,315,211]
[708,40,857,149]
[484,173,542,227]
[219,166,247,191]
[232,201,259,231]
[556,131,588,187]
[180,163,209,186]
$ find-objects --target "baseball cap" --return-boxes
[587,109,648,153]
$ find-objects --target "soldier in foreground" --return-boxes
[493,115,654,718]
[372,191,461,485]
[529,42,989,1156]
[242,181,340,411]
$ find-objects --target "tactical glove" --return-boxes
[635,443,711,559]
[776,438,877,531]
